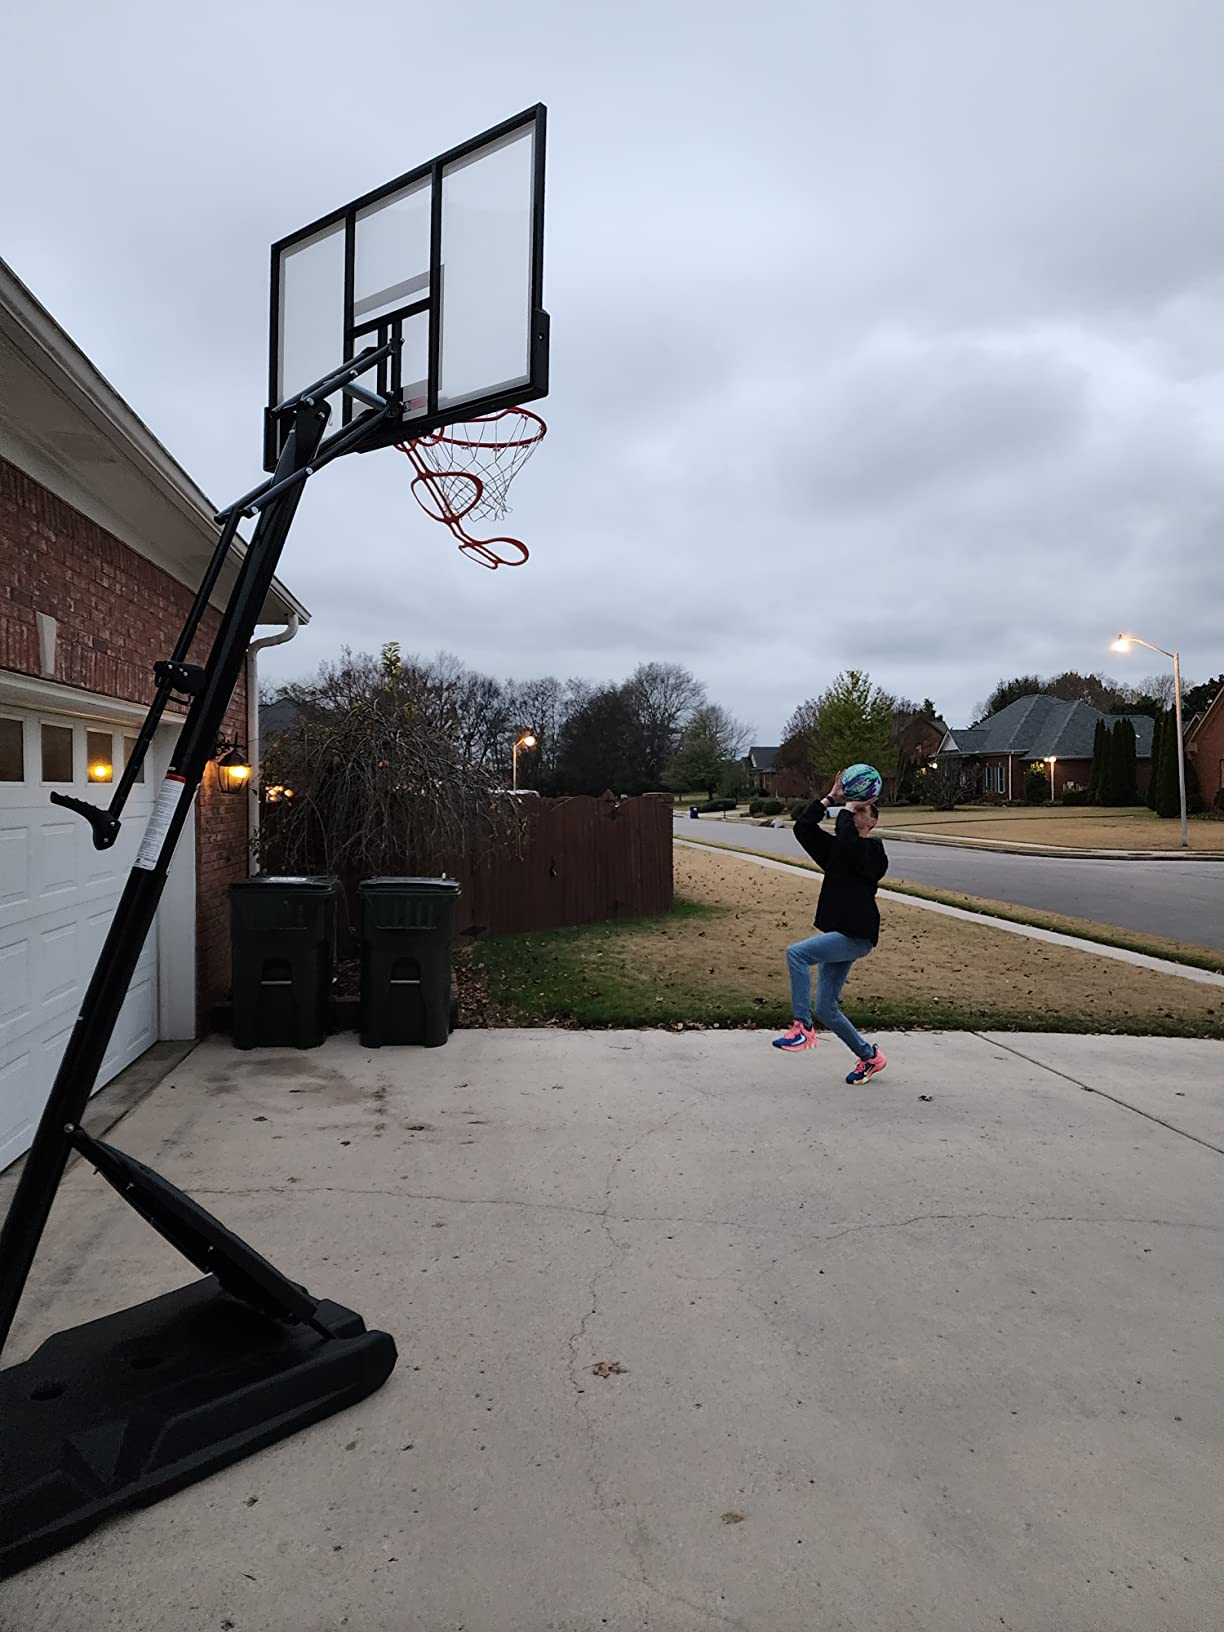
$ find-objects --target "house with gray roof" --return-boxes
[937,695,1155,802]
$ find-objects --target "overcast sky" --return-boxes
[4,0,1223,737]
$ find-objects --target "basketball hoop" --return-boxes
[397,407,546,570]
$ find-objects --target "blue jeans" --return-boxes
[786,931,874,1058]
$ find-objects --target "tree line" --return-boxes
[268,649,749,798]
[976,669,1220,724]
[777,672,943,798]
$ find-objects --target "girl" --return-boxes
[772,771,888,1083]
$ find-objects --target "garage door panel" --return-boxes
[0,935,32,1044]
[0,1051,33,1171]
[37,917,81,1015]
[0,825,31,919]
[104,970,158,1081]
[36,817,81,904]
[0,705,161,1171]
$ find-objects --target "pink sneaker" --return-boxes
[846,1046,886,1084]
[773,1021,819,1052]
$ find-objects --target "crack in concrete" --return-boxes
[562,1106,689,1539]
[974,1033,1224,1158]
[620,1565,750,1631]
[187,1186,1221,1241]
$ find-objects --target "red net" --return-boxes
[397,407,546,570]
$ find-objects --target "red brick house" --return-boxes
[937,695,1154,801]
[1187,684,1224,808]
[0,260,308,1168]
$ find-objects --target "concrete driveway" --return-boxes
[5,1030,1224,1631]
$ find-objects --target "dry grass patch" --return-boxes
[470,846,1224,1036]
[877,805,1224,853]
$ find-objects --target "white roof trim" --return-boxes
[0,258,309,628]
[0,669,184,726]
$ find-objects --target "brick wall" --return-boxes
[0,452,248,1024]
[1189,693,1224,802]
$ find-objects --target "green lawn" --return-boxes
[467,846,1224,1038]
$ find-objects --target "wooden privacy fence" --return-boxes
[448,793,673,937]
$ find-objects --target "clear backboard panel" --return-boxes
[265,106,547,470]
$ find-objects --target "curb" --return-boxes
[878,829,1224,862]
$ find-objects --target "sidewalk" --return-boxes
[7,1029,1223,1630]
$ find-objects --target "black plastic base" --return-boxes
[0,1276,397,1577]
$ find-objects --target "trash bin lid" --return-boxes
[230,874,337,891]
[359,876,462,895]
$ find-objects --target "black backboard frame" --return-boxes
[264,104,548,470]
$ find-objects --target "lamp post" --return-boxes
[1046,756,1057,804]
[1111,634,1187,848]
[512,732,537,792]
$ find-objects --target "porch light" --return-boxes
[215,742,252,795]
[88,758,113,783]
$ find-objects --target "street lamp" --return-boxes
[512,732,537,792]
[1046,756,1057,803]
[1111,633,1187,848]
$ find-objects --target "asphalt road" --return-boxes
[677,816,1224,949]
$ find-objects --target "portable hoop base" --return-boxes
[0,1277,396,1577]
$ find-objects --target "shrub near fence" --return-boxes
[449,793,673,938]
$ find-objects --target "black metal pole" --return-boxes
[0,401,329,1361]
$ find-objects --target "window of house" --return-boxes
[41,723,74,783]
[86,730,115,784]
[984,763,1006,795]
[0,717,22,782]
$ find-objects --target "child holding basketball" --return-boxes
[773,767,888,1083]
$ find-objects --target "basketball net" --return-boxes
[397,407,546,569]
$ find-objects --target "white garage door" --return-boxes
[0,705,159,1170]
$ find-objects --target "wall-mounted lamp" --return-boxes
[214,738,252,795]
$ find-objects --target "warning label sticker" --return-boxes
[134,774,188,871]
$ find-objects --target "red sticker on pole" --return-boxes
[133,774,188,871]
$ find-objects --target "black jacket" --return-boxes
[793,802,888,945]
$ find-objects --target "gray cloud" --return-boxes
[3,0,1222,740]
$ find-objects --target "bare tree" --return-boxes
[626,661,706,785]
[422,651,511,770]
[1137,671,1177,710]
[257,643,515,883]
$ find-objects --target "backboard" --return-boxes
[265,105,548,470]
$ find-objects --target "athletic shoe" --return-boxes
[846,1045,887,1084]
[772,1021,819,1052]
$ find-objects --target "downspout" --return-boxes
[245,614,300,873]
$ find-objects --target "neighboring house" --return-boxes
[937,695,1154,801]
[1187,683,1224,808]
[258,696,304,738]
[0,259,309,1169]
[744,746,809,800]
[891,710,947,798]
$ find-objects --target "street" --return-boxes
[678,818,1224,949]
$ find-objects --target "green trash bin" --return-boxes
[359,877,462,1048]
[229,876,336,1050]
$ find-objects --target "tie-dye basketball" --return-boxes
[840,763,883,801]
